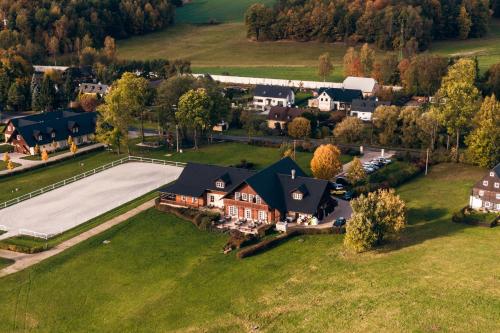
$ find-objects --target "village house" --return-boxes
[159,158,336,224]
[3,111,97,155]
[253,85,295,110]
[309,87,363,112]
[350,98,390,121]
[267,106,307,130]
[469,164,500,212]
[342,76,379,97]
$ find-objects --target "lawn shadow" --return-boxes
[378,207,474,253]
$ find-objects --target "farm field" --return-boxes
[0,163,498,331]
[117,0,500,81]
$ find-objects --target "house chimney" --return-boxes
[291,169,296,179]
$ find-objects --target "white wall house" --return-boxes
[343,76,379,97]
[350,98,390,122]
[253,85,295,111]
[310,88,363,112]
[469,165,500,212]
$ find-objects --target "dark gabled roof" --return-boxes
[473,163,500,192]
[494,163,500,178]
[242,157,307,212]
[159,163,255,197]
[7,111,97,147]
[278,174,330,215]
[254,85,293,99]
[351,98,390,113]
[318,87,363,103]
[268,106,306,121]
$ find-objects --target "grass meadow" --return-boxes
[117,0,500,81]
[0,163,498,331]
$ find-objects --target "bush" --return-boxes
[369,161,421,188]
[452,207,498,227]
[0,145,14,154]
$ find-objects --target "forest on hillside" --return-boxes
[0,0,176,63]
[245,0,497,51]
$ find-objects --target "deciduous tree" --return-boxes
[333,116,364,143]
[318,52,333,82]
[346,157,366,185]
[373,105,400,145]
[288,117,311,139]
[310,144,342,180]
[344,189,406,252]
[465,95,500,168]
[176,88,210,149]
[41,149,49,163]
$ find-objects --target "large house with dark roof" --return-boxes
[309,88,363,112]
[159,158,335,223]
[350,98,390,121]
[470,163,500,212]
[3,111,97,155]
[253,85,295,111]
[267,106,307,130]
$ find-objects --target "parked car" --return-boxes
[343,191,354,200]
[333,217,346,227]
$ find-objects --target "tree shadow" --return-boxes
[377,207,474,253]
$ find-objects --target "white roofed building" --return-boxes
[343,77,379,97]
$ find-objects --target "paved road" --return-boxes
[0,162,182,240]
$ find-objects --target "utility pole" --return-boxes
[293,140,296,160]
[176,124,179,153]
[425,148,429,175]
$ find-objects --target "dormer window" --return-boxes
[16,135,21,140]
[235,192,241,200]
[483,180,488,186]
[72,127,79,134]
[51,132,56,138]
[490,172,495,177]
[249,194,254,203]
[38,135,43,141]
[215,181,225,189]
[255,195,262,204]
[292,192,303,200]
[241,193,248,201]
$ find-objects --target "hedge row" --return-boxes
[452,207,498,227]
[237,231,299,259]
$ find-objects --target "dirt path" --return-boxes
[0,199,156,278]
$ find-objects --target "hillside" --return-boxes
[117,0,500,81]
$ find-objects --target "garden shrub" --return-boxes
[452,207,498,227]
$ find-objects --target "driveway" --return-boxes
[0,162,182,240]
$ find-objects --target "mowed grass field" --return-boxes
[0,163,498,331]
[117,0,500,81]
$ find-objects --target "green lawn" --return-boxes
[0,257,13,269]
[0,163,498,331]
[117,0,500,81]
[0,151,120,203]
[176,0,275,24]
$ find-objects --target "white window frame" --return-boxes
[235,192,240,200]
[479,190,484,197]
[248,194,254,203]
[496,203,500,210]
[255,195,262,204]
[483,180,488,186]
[494,182,499,189]
[258,210,267,222]
[192,197,196,203]
[38,135,43,141]
[181,195,186,202]
[16,135,21,140]
[210,195,215,203]
[215,181,224,189]
[496,193,500,200]
[490,172,495,177]
[229,206,238,216]
[293,192,303,200]
[241,193,248,201]
[484,201,491,208]
[244,208,252,220]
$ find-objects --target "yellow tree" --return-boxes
[6,160,14,170]
[34,144,41,155]
[70,142,78,155]
[346,157,367,185]
[67,135,73,147]
[287,117,311,139]
[41,149,49,163]
[344,189,406,252]
[2,152,10,163]
[310,144,342,180]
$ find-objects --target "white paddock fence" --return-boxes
[0,156,186,212]
[19,229,62,240]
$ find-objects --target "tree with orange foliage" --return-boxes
[310,144,342,180]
